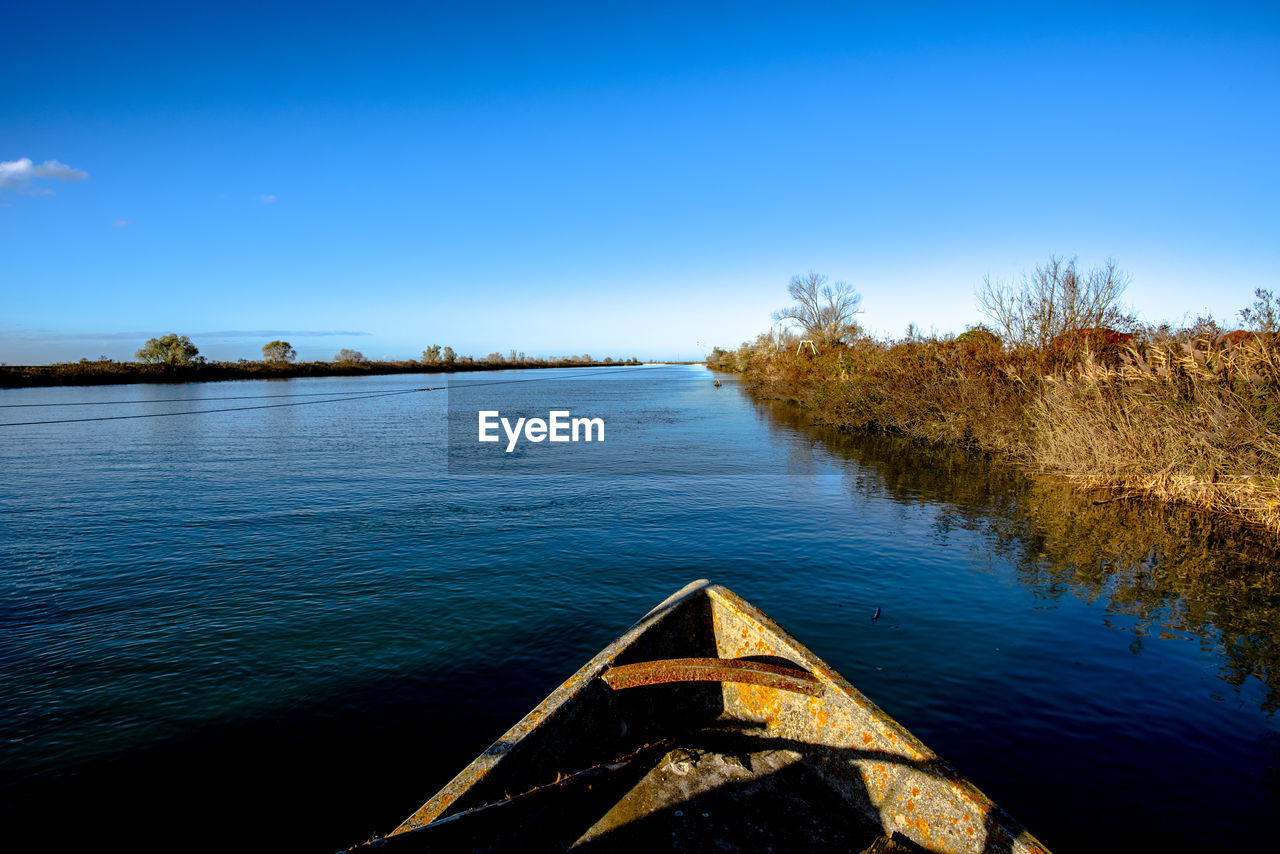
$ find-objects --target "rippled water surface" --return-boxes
[2,366,1277,851]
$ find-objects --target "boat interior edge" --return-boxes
[348,582,1049,854]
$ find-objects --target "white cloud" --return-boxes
[0,158,89,193]
[257,193,277,203]
[112,219,133,228]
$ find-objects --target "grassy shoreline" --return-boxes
[714,333,1280,534]
[0,358,644,389]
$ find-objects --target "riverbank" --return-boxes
[715,333,1280,533]
[0,357,643,388]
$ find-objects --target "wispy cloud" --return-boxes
[112,219,133,228]
[0,158,88,194]
[9,329,372,342]
[9,330,169,342]
[196,330,370,339]
[257,194,277,203]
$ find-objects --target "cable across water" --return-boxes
[0,365,693,427]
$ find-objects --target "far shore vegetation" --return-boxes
[0,337,643,388]
[709,258,1280,533]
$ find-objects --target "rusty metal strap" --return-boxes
[601,657,822,696]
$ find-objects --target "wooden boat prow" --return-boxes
[354,580,1050,853]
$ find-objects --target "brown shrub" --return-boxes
[743,337,1037,455]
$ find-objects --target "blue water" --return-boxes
[1,366,1276,852]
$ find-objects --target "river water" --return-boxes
[1,366,1276,851]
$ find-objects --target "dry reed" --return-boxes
[730,332,1280,533]
[1033,334,1280,530]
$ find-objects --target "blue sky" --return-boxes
[2,1,1277,363]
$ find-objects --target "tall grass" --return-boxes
[728,331,1280,532]
[1034,334,1280,530]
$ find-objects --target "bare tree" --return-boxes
[977,256,1132,351]
[773,271,863,347]
[333,348,367,364]
[1239,288,1280,333]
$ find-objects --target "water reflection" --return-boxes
[756,398,1280,715]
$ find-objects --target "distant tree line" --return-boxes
[420,345,620,367]
[121,335,637,368]
[3,336,643,388]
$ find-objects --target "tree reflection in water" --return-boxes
[756,398,1280,717]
